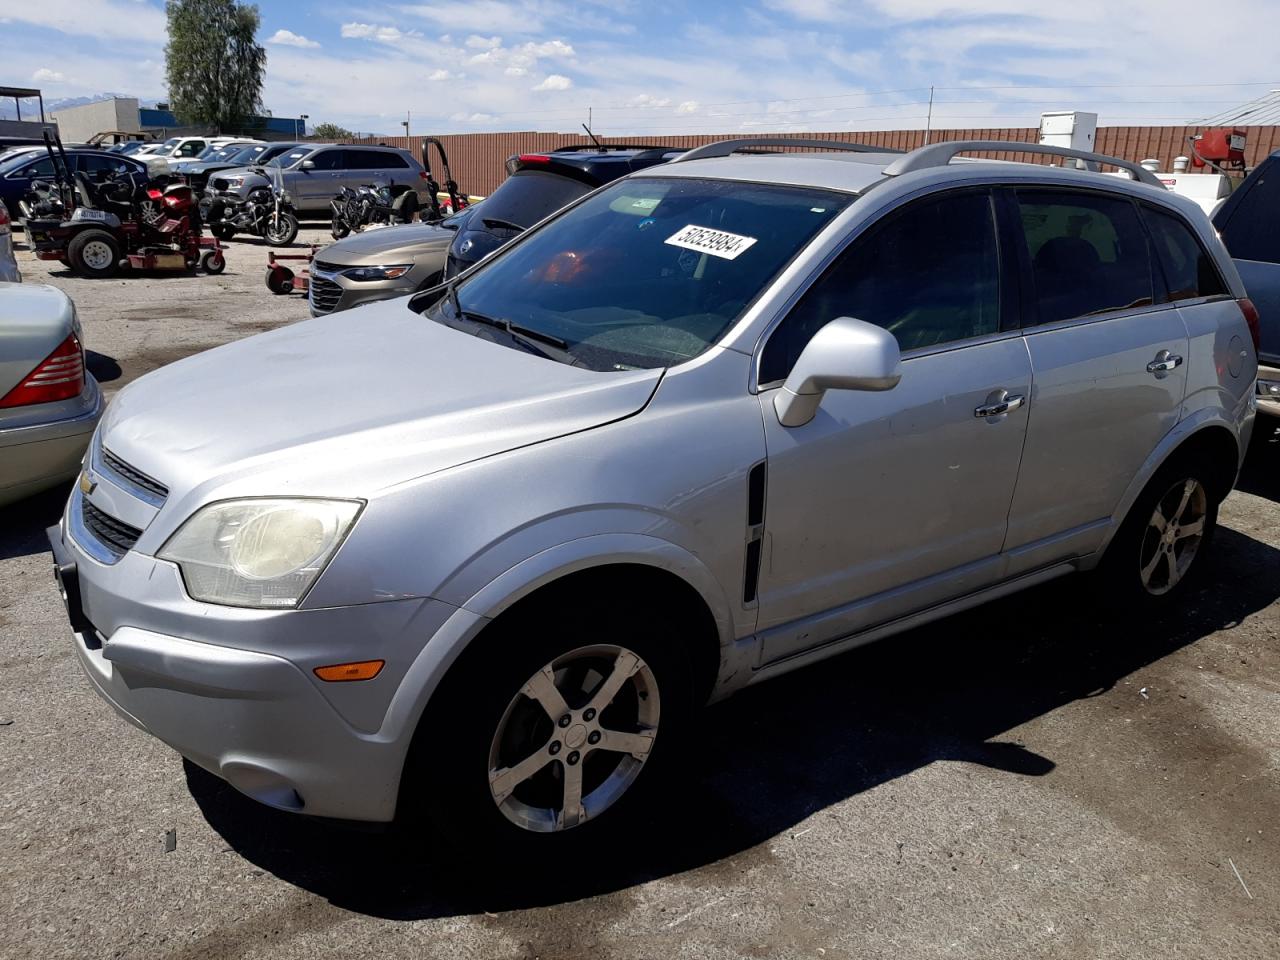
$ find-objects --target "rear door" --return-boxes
[1214,158,1280,366]
[1002,187,1190,568]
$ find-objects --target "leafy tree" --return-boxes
[311,122,356,140]
[164,0,267,133]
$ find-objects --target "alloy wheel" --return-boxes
[1138,477,1207,596]
[488,644,660,833]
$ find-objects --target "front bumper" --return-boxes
[0,376,102,507]
[307,260,441,316]
[47,514,457,822]
[1257,360,1280,417]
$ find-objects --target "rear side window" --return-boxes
[480,170,592,228]
[14,157,54,178]
[1143,206,1227,302]
[760,190,1000,383]
[1016,191,1153,325]
[1217,162,1280,264]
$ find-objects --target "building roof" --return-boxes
[1196,89,1280,126]
[0,87,42,99]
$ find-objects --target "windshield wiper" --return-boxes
[446,290,572,362]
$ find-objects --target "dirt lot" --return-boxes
[1,227,1278,960]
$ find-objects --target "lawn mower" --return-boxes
[25,132,225,279]
[421,137,468,222]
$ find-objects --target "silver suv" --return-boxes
[207,143,430,216]
[48,138,1257,847]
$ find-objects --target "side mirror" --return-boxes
[300,159,315,171]
[774,317,901,427]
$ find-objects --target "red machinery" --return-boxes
[1191,127,1247,171]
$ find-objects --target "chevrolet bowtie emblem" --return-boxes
[79,470,97,495]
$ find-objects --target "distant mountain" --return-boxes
[0,93,138,120]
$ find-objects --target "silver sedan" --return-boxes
[0,282,103,506]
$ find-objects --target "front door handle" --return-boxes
[974,392,1025,419]
[1147,351,1183,375]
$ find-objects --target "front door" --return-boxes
[755,188,1032,664]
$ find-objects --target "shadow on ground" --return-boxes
[0,485,68,562]
[187,524,1280,920]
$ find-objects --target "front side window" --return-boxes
[1017,190,1153,325]
[435,177,851,372]
[1143,205,1227,302]
[759,190,1000,384]
[15,157,54,178]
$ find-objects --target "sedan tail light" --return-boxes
[0,333,85,408]
[1239,298,1261,354]
[0,202,9,236]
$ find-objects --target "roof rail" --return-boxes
[672,137,901,163]
[550,143,675,153]
[881,140,1165,189]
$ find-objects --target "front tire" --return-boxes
[1100,454,1220,608]
[406,600,693,856]
[66,229,122,279]
[263,211,298,246]
[330,215,350,240]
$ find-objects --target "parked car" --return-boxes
[206,144,430,217]
[0,202,19,282]
[2,283,102,506]
[165,139,261,175]
[308,205,479,315]
[48,138,1256,849]
[0,148,148,220]
[182,141,302,196]
[1212,149,1280,416]
[443,144,683,279]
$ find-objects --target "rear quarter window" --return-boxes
[1142,205,1227,301]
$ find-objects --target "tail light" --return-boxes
[1239,298,1261,354]
[517,154,550,164]
[0,333,85,408]
[0,203,9,235]
[418,170,429,181]
[146,187,164,200]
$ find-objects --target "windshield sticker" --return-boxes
[664,224,758,261]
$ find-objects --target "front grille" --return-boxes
[102,448,169,501]
[81,499,142,560]
[309,274,343,313]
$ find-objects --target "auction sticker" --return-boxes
[664,224,758,260]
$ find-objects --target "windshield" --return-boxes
[268,147,312,168]
[229,144,265,163]
[436,177,850,372]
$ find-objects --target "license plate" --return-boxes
[71,208,112,222]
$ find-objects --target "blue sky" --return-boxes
[2,0,1278,136]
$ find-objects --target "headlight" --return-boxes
[224,177,245,188]
[158,498,362,608]
[342,264,413,282]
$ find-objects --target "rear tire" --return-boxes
[330,216,350,240]
[403,598,693,861]
[1099,453,1221,610]
[66,229,122,279]
[200,250,225,274]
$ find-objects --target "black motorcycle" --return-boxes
[207,185,298,245]
[205,165,298,245]
[20,178,69,221]
[329,182,416,239]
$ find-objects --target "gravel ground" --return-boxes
[1,227,1278,960]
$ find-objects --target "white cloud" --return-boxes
[403,1,544,34]
[428,68,457,80]
[268,29,320,49]
[677,100,699,113]
[522,39,575,59]
[533,73,572,91]
[32,68,65,83]
[466,34,502,48]
[3,0,165,42]
[341,22,413,44]
[629,93,671,108]
[504,66,528,76]
[761,0,853,21]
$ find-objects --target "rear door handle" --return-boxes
[1147,351,1183,375]
[974,393,1025,418]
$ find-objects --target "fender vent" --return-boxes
[743,462,767,604]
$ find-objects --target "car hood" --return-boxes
[99,301,662,507]
[316,222,455,267]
